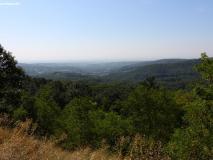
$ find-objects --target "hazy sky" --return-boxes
[0,0,213,62]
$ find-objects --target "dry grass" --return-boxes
[116,135,170,160]
[0,115,170,160]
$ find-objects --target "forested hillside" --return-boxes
[19,62,137,76]
[20,59,200,88]
[1,45,213,160]
[105,59,200,88]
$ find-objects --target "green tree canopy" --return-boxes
[196,53,213,83]
[121,82,183,142]
[58,97,97,149]
[0,44,25,113]
[167,53,213,160]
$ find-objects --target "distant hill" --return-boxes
[19,63,83,76]
[37,72,98,81]
[104,59,200,88]
[19,62,137,76]
[19,59,201,88]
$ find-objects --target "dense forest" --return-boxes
[0,44,212,159]
[19,58,200,89]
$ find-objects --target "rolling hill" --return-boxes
[19,59,201,88]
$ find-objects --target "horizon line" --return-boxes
[18,57,199,64]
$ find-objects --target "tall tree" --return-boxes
[167,53,213,160]
[121,81,182,142]
[0,44,25,113]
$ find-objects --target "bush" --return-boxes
[89,110,133,147]
[121,84,183,142]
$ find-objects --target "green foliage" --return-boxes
[22,76,49,95]
[167,53,213,160]
[91,83,133,111]
[196,53,213,83]
[58,98,133,149]
[19,92,36,119]
[12,91,37,122]
[34,85,60,135]
[105,59,200,88]
[34,97,59,135]
[0,44,25,113]
[89,110,133,147]
[13,107,28,121]
[121,82,182,142]
[167,99,213,160]
[58,97,97,149]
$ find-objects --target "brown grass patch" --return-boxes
[0,116,170,160]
